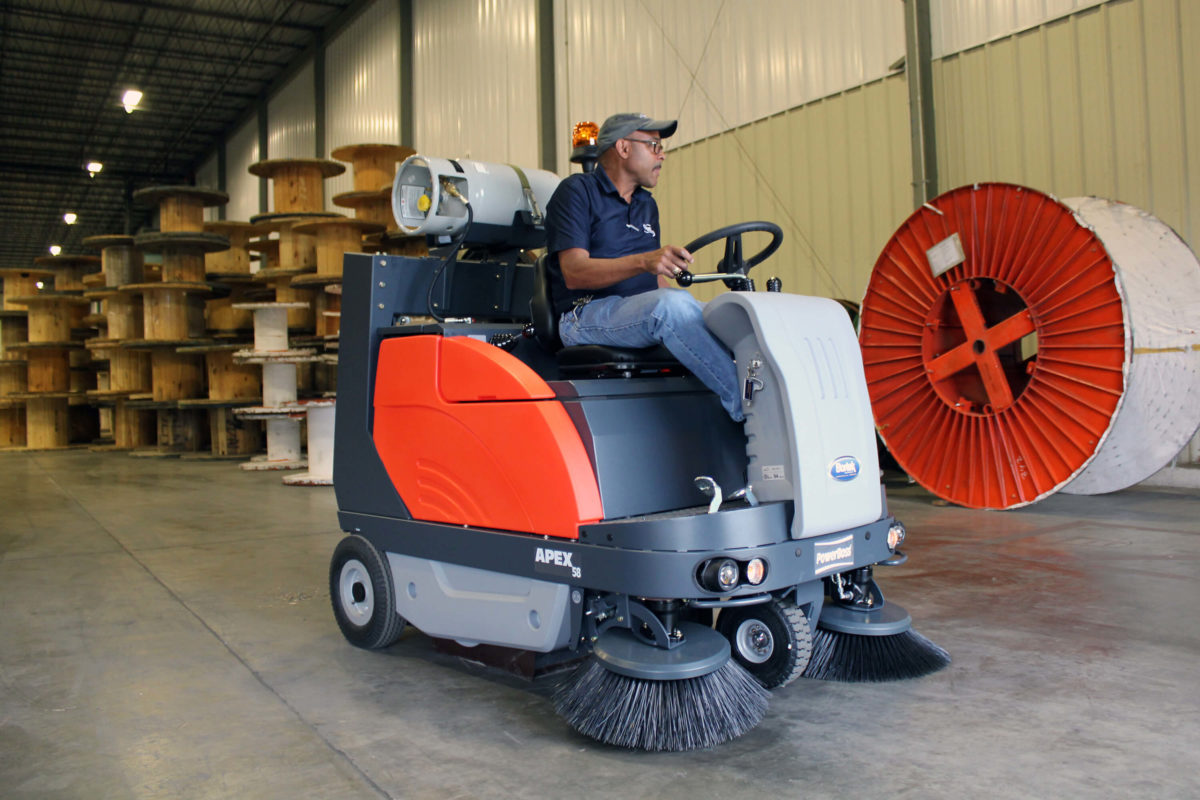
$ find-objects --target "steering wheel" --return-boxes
[677,221,783,287]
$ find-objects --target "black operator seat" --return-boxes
[530,254,685,378]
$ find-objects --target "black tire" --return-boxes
[717,598,812,689]
[329,535,406,650]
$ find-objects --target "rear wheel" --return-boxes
[717,598,811,689]
[330,535,405,649]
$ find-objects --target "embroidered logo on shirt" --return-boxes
[626,223,657,237]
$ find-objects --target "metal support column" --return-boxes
[398,0,414,147]
[905,0,938,206]
[537,0,556,173]
[217,141,227,221]
[314,32,326,159]
[257,99,269,214]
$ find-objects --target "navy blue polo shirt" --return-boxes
[544,166,660,316]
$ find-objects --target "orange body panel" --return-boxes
[372,335,602,539]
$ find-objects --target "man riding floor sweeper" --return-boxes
[328,150,949,751]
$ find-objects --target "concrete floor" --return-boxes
[1,449,1198,799]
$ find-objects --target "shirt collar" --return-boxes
[596,164,648,203]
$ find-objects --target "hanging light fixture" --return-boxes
[122,88,143,113]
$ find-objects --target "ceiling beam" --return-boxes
[3,29,293,70]
[2,70,258,103]
[56,0,323,33]
[4,6,311,52]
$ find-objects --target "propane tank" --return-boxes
[391,155,560,249]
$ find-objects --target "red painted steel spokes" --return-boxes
[859,184,1126,509]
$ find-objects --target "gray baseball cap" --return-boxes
[596,113,678,153]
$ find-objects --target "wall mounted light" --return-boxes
[86,161,103,177]
[49,244,62,256]
[63,212,77,225]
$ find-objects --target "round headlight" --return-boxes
[745,558,766,585]
[700,557,741,593]
[887,522,907,550]
[716,559,739,590]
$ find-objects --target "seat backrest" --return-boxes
[529,253,562,352]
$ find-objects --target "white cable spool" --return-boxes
[232,301,319,472]
[1059,197,1200,494]
[281,399,335,486]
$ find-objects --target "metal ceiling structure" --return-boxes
[0,0,366,268]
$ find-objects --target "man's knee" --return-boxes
[649,289,704,327]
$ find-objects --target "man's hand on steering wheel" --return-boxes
[675,221,783,287]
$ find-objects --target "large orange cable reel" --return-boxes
[859,183,1200,509]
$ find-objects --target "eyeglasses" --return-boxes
[624,137,665,155]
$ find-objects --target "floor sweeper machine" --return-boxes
[330,153,949,751]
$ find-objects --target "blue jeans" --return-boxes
[559,289,744,421]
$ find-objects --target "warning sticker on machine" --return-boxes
[761,464,786,481]
[534,547,581,580]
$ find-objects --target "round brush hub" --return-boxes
[593,621,730,681]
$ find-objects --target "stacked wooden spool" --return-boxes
[82,235,156,450]
[296,143,412,346]
[236,157,350,479]
[203,220,265,341]
[159,218,272,460]
[247,158,347,335]
[330,144,413,226]
[0,268,44,447]
[80,270,112,443]
[346,144,428,259]
[248,144,415,484]
[175,337,264,459]
[6,255,99,448]
[123,185,229,455]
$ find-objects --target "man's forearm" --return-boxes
[559,246,692,290]
[560,250,650,290]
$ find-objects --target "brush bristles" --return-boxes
[802,627,951,682]
[553,658,770,751]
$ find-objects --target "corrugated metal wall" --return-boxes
[655,77,913,304]
[268,61,317,161]
[931,0,1106,56]
[224,114,261,223]
[412,0,540,166]
[554,0,909,303]
[931,0,1199,249]
[324,0,401,210]
[554,0,906,171]
[195,152,220,222]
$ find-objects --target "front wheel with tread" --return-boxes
[330,535,405,650]
[717,598,812,689]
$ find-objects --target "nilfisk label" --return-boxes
[814,534,855,576]
[534,547,581,579]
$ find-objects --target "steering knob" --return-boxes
[675,269,695,287]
